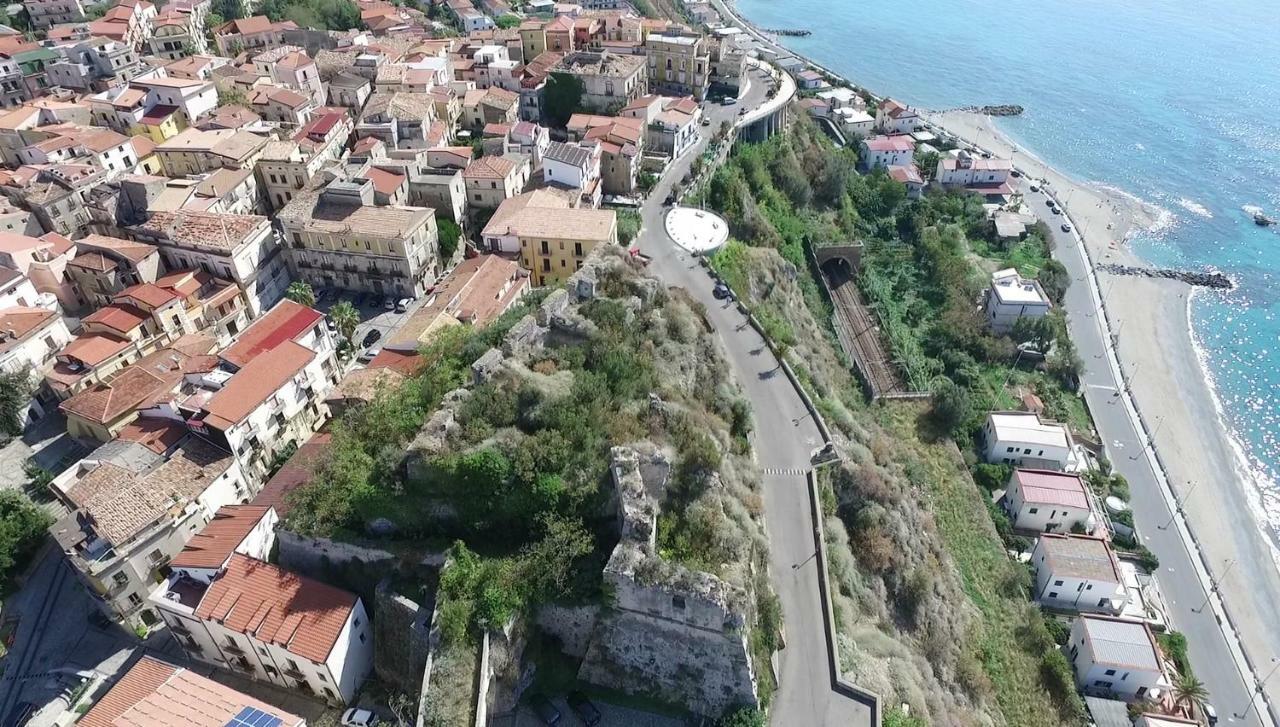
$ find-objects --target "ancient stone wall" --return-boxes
[374,579,434,693]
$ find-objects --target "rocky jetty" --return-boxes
[979,104,1024,116]
[1098,263,1233,289]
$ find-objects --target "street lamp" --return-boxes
[1235,657,1280,720]
[1193,558,1236,613]
[1131,416,1165,459]
[1158,480,1199,530]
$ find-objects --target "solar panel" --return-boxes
[224,706,284,727]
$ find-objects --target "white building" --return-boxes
[1003,467,1095,535]
[1067,615,1168,699]
[875,98,919,134]
[49,434,249,626]
[151,552,373,705]
[982,412,1081,472]
[132,76,219,125]
[985,268,1051,334]
[129,210,288,320]
[188,299,338,484]
[936,150,1013,193]
[833,108,875,139]
[1031,534,1126,614]
[859,135,914,170]
[542,140,600,196]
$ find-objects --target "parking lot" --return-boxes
[311,287,428,366]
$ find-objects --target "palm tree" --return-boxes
[1171,674,1209,714]
[329,300,359,347]
[285,281,316,308]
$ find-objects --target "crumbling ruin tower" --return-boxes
[578,446,759,716]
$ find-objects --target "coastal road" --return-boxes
[634,67,872,727]
[1028,182,1269,726]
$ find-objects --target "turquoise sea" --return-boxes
[734,0,1280,508]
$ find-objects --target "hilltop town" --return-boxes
[0,0,1229,726]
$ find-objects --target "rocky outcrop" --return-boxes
[1098,263,1233,289]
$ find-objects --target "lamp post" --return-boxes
[1193,558,1236,613]
[1131,415,1164,459]
[1236,657,1280,720]
[1158,480,1199,530]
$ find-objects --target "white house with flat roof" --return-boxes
[1031,534,1126,614]
[1003,468,1096,533]
[983,412,1082,472]
[1068,615,1168,699]
[859,134,913,170]
[985,268,1051,333]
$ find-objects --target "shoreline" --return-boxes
[711,0,1280,720]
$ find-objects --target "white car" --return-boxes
[341,708,378,727]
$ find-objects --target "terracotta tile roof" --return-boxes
[1013,469,1090,509]
[253,430,330,516]
[132,210,268,253]
[80,656,303,727]
[386,254,526,351]
[59,331,131,366]
[117,283,178,309]
[251,86,310,110]
[68,437,233,545]
[60,364,173,425]
[68,251,116,272]
[82,303,149,335]
[219,299,322,368]
[195,553,358,664]
[171,505,271,570]
[463,154,520,180]
[277,50,313,70]
[0,306,56,357]
[218,15,272,35]
[115,417,188,454]
[362,166,405,196]
[201,340,315,429]
[328,366,405,405]
[79,234,157,263]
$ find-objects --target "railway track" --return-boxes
[824,267,906,399]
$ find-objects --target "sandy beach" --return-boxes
[930,110,1280,716]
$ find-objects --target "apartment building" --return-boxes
[152,552,372,705]
[551,50,647,111]
[24,0,86,29]
[129,209,288,318]
[255,139,329,212]
[64,234,161,310]
[154,128,268,177]
[185,301,337,484]
[644,32,709,100]
[279,182,440,298]
[566,113,642,195]
[49,433,249,626]
[462,153,531,211]
[213,15,297,56]
[483,191,616,286]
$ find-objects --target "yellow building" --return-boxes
[482,191,617,286]
[130,104,187,143]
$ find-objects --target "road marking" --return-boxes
[763,466,809,476]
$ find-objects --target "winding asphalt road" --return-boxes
[1029,182,1269,726]
[635,67,871,727]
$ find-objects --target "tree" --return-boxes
[616,209,641,245]
[285,280,316,307]
[1037,258,1069,304]
[216,86,248,108]
[0,371,32,437]
[1172,674,1209,713]
[1011,314,1055,354]
[716,707,766,727]
[437,218,461,262]
[329,300,360,345]
[494,13,520,28]
[543,72,585,127]
[211,0,243,21]
[0,490,53,588]
[929,376,971,437]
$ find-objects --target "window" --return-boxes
[1052,580,1063,586]
[1028,507,1038,514]
[1023,448,1032,454]
[113,572,129,586]
[1104,669,1116,676]
[1006,446,1014,453]
[359,632,366,643]
[541,259,550,272]
[127,593,143,606]
[317,672,327,682]
[1047,592,1057,599]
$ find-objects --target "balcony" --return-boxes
[223,641,246,655]
[282,665,306,680]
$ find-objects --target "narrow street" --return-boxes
[636,65,873,726]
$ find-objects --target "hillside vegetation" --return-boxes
[702,116,1086,726]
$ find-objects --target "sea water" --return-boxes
[733,0,1280,508]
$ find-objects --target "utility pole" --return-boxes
[1193,558,1236,614]
[1157,480,1199,530]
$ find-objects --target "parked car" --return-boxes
[361,329,382,348]
[721,96,737,106]
[712,281,731,299]
[1010,169,1021,178]
[1203,703,1218,726]
[358,345,380,364]
[326,318,336,332]
[567,692,602,727]
[701,117,711,126]
[340,708,378,727]
[528,695,561,725]
[1045,199,1056,208]
[395,297,411,313]
[1061,223,1073,232]
[1052,206,1063,215]
[1029,184,1040,192]
[383,296,395,311]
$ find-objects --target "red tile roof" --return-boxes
[58,331,131,366]
[219,299,322,368]
[82,303,149,334]
[115,417,188,454]
[195,553,358,664]
[362,166,405,196]
[171,505,270,570]
[118,282,179,309]
[253,430,330,516]
[1013,469,1090,509]
[0,306,57,356]
[201,340,315,429]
